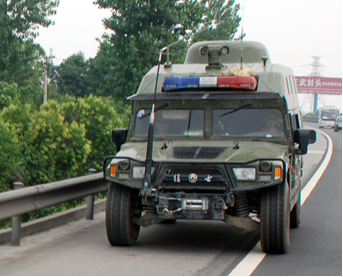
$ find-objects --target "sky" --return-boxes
[34,0,342,113]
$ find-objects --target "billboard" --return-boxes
[295,77,342,95]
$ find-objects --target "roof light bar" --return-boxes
[162,76,257,91]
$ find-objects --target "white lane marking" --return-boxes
[228,243,266,276]
[228,128,332,276]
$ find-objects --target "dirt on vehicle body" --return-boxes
[104,40,316,254]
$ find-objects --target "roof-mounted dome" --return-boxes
[184,41,271,65]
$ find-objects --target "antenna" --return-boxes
[240,0,244,69]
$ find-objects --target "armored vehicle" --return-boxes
[103,40,316,254]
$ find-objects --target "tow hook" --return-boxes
[226,193,235,207]
[215,198,228,210]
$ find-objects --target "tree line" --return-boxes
[0,0,241,227]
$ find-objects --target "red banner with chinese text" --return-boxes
[295,77,342,95]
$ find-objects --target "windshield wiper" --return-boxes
[219,103,252,117]
[139,103,168,119]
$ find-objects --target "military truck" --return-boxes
[103,40,316,254]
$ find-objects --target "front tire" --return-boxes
[260,183,290,254]
[106,183,141,246]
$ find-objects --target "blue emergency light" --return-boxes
[162,77,200,90]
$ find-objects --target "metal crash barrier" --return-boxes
[0,169,107,246]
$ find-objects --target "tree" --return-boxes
[92,0,241,100]
[0,0,59,40]
[55,52,91,98]
[0,0,59,85]
[0,82,21,109]
[92,0,207,99]
[192,0,241,42]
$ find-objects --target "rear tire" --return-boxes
[260,183,290,254]
[106,183,141,246]
[290,189,301,228]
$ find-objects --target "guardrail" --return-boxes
[303,118,318,123]
[0,169,108,245]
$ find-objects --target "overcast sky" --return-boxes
[34,0,342,112]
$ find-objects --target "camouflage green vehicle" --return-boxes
[103,41,316,254]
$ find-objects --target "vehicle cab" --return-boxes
[104,40,316,253]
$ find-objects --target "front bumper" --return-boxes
[103,156,287,228]
[103,156,286,192]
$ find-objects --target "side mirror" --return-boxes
[294,129,316,155]
[112,129,128,152]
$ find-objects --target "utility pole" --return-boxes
[43,69,48,103]
[309,56,325,112]
[43,48,53,103]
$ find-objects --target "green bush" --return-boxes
[58,95,126,172]
[0,118,20,192]
[0,93,129,228]
[26,106,91,185]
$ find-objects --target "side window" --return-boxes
[289,76,295,95]
[134,109,150,137]
[285,76,291,95]
[290,113,301,134]
[294,114,301,129]
[297,112,303,128]
[292,76,298,94]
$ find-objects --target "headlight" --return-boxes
[260,161,272,172]
[132,166,155,179]
[132,166,145,179]
[233,168,256,180]
[118,160,130,170]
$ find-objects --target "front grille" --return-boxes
[172,147,227,159]
[158,168,229,191]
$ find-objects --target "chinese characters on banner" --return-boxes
[295,77,342,95]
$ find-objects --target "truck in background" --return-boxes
[318,106,341,128]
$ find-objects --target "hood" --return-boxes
[118,140,289,163]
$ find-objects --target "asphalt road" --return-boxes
[0,124,340,276]
[253,124,342,276]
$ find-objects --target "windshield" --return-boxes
[321,109,339,120]
[213,108,285,138]
[134,109,204,137]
